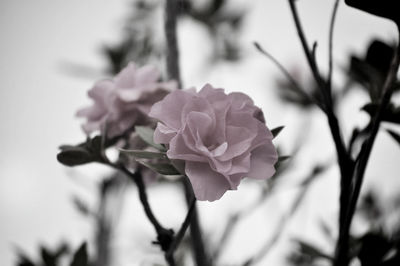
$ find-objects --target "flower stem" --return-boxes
[327,0,340,94]
[165,198,196,263]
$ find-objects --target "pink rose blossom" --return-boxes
[77,63,177,138]
[149,84,278,201]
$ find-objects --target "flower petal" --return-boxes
[114,62,137,88]
[135,65,160,85]
[247,143,278,180]
[149,90,196,130]
[185,161,231,201]
[154,122,177,144]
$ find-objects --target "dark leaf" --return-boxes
[277,156,291,162]
[348,39,395,101]
[386,129,400,146]
[366,40,395,76]
[359,191,382,221]
[271,126,284,138]
[358,233,392,266]
[57,146,95,167]
[362,103,400,124]
[72,196,91,217]
[345,0,400,24]
[349,56,383,101]
[16,253,35,266]
[41,247,56,266]
[57,136,105,167]
[295,239,333,261]
[89,136,102,155]
[70,242,88,266]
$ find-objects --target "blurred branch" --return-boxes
[212,181,276,261]
[243,162,331,266]
[165,0,182,87]
[287,2,360,264]
[254,42,323,109]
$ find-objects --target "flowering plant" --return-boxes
[150,84,278,201]
[77,62,176,138]
[51,1,400,266]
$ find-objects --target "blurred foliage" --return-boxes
[16,243,89,266]
[57,136,104,167]
[347,39,399,102]
[103,0,246,75]
[288,190,400,266]
[274,67,323,110]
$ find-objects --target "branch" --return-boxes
[164,1,210,265]
[165,0,182,87]
[287,0,330,110]
[254,42,323,109]
[108,163,166,233]
[287,3,353,253]
[334,25,400,266]
[327,0,340,93]
[165,198,196,263]
[182,178,211,266]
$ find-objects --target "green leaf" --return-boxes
[135,126,166,151]
[137,161,180,176]
[70,242,88,266]
[119,149,167,159]
[387,129,400,146]
[271,126,284,138]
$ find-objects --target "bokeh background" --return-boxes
[1,0,399,265]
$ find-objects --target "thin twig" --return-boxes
[243,164,329,266]
[166,198,197,263]
[327,0,340,94]
[108,163,165,233]
[287,2,353,253]
[254,42,304,94]
[287,0,329,110]
[212,184,275,260]
[288,0,351,174]
[254,42,323,109]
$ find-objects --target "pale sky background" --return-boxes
[0,0,399,265]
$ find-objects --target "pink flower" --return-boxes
[149,84,278,201]
[77,63,177,138]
